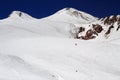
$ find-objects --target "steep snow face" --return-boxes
[47,8,98,24]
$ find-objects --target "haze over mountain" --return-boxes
[0,8,120,80]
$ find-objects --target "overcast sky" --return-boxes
[0,0,120,19]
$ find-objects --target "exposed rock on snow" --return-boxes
[75,15,120,40]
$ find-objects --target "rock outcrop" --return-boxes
[75,15,120,40]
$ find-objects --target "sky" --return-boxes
[0,0,120,19]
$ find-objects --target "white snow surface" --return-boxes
[0,8,120,80]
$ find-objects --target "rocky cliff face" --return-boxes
[74,15,120,40]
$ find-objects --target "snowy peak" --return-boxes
[0,8,120,41]
[56,8,80,14]
[56,7,91,19]
[47,8,98,24]
[8,11,35,20]
[5,8,97,24]
[57,8,85,18]
[9,11,24,17]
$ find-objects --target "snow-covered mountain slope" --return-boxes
[0,8,98,39]
[0,8,120,80]
[0,38,120,80]
[0,15,72,38]
[1,8,119,41]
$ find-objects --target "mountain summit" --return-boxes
[8,11,35,20]
[47,8,98,24]
[7,8,97,23]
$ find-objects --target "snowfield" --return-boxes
[0,8,120,80]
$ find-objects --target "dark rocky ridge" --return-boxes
[75,15,120,40]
